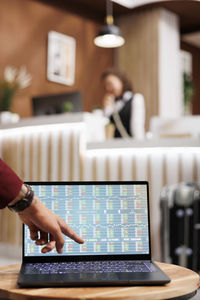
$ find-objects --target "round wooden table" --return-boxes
[0,262,199,300]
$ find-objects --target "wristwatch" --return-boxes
[8,184,34,213]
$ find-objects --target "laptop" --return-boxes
[18,181,170,287]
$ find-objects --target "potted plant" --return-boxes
[183,72,195,115]
[62,101,74,113]
[0,66,32,123]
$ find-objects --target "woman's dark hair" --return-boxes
[101,69,133,93]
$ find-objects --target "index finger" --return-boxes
[58,218,84,244]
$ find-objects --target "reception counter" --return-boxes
[84,138,200,259]
[0,114,200,260]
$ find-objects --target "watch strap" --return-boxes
[8,184,34,212]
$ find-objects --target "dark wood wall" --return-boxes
[0,0,114,117]
[181,41,200,115]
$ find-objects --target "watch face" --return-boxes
[15,198,30,210]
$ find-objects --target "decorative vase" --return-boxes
[0,111,20,124]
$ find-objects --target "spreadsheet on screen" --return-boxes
[24,183,150,256]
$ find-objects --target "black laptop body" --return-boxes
[18,181,170,287]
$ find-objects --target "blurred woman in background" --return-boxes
[102,69,145,139]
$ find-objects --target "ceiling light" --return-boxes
[94,0,125,48]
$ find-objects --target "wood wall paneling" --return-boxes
[0,0,114,118]
[117,8,183,127]
[117,8,160,131]
[181,41,200,115]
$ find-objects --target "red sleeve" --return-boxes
[0,159,23,209]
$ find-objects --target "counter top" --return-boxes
[0,113,85,129]
[1,114,200,147]
[88,137,200,150]
[0,112,108,142]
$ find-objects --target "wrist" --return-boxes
[8,184,34,213]
[18,195,38,216]
[9,184,28,206]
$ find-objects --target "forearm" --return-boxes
[104,105,115,117]
[0,159,23,209]
[9,184,29,206]
[103,93,115,117]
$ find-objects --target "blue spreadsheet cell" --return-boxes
[24,184,150,256]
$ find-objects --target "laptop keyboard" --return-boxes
[25,260,157,274]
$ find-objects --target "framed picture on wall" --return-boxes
[47,31,76,86]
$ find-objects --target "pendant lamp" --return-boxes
[94,0,125,48]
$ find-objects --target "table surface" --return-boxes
[0,262,199,300]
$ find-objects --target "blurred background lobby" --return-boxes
[0,0,200,283]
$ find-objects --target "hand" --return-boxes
[18,196,84,254]
[103,93,115,108]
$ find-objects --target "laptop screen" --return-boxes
[24,182,150,257]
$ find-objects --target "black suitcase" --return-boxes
[160,182,200,272]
